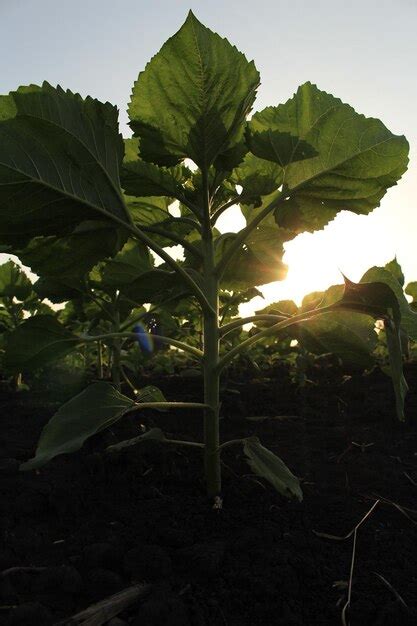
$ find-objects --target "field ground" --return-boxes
[1,364,417,625]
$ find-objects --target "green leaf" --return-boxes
[16,222,127,281]
[106,427,166,453]
[247,113,317,166]
[126,195,172,225]
[360,267,417,341]
[248,83,408,233]
[4,315,79,372]
[122,137,190,199]
[0,260,33,301]
[33,276,84,304]
[120,269,178,305]
[257,290,377,369]
[385,319,408,422]
[125,196,196,247]
[243,436,302,501]
[334,275,408,420]
[128,11,259,168]
[99,239,153,288]
[337,276,401,326]
[121,267,203,306]
[0,83,129,239]
[297,311,377,369]
[136,385,167,404]
[384,257,405,287]
[405,282,417,303]
[231,153,283,202]
[256,300,298,317]
[20,382,135,470]
[216,232,287,291]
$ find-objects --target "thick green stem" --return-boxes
[202,170,221,497]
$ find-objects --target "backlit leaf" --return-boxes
[128,11,259,168]
[243,436,302,501]
[0,260,33,301]
[0,83,129,239]
[248,83,408,234]
[4,315,78,372]
[20,383,135,470]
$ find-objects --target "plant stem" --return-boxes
[140,225,203,259]
[215,190,285,279]
[126,401,209,412]
[201,169,221,497]
[210,196,241,225]
[108,214,214,314]
[83,332,203,359]
[217,304,337,372]
[220,314,288,337]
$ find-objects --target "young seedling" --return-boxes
[0,12,411,501]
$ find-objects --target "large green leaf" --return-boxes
[99,239,153,288]
[20,383,135,470]
[0,260,33,301]
[16,222,127,281]
[122,138,189,198]
[256,290,377,369]
[336,276,401,325]
[297,311,377,369]
[126,196,197,248]
[120,269,180,305]
[248,83,409,233]
[128,11,259,168]
[4,315,79,371]
[231,153,283,203]
[333,276,408,420]
[384,257,405,287]
[243,437,302,501]
[256,300,298,318]
[216,232,287,291]
[0,83,129,239]
[33,276,84,304]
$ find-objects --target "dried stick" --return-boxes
[313,500,381,626]
[372,571,409,610]
[55,583,151,625]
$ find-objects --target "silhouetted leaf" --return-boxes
[20,383,135,470]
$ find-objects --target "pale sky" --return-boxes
[1,0,416,308]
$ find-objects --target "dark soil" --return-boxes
[1,363,417,625]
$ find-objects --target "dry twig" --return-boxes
[55,583,151,626]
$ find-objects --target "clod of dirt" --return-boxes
[85,568,124,600]
[0,458,19,474]
[154,526,193,548]
[14,490,48,516]
[33,565,82,595]
[175,542,224,580]
[0,577,18,604]
[124,545,172,582]
[83,542,123,571]
[131,591,190,626]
